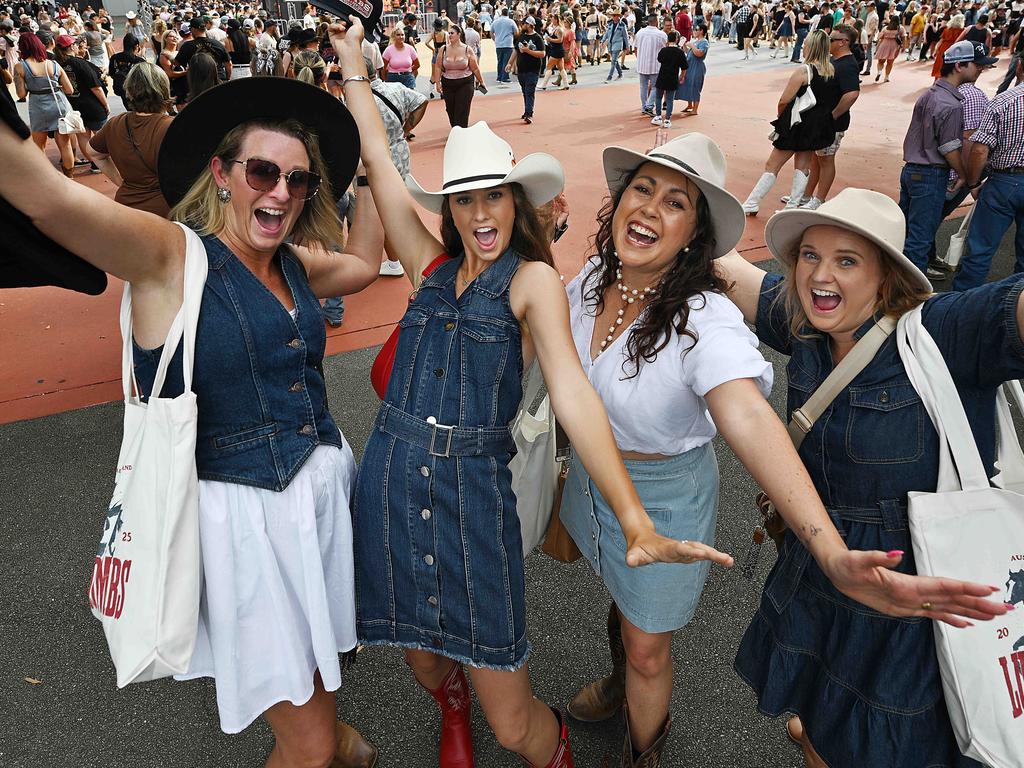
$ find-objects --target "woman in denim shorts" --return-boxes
[718,188,1019,767]
[333,19,732,768]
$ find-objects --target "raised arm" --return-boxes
[332,19,442,286]
[715,248,769,325]
[515,261,735,568]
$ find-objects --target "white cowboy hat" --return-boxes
[406,122,564,215]
[765,188,931,291]
[602,133,745,258]
[125,10,137,18]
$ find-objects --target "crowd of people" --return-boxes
[3,0,1024,768]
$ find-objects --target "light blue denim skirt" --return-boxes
[560,442,720,633]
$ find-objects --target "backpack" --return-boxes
[253,46,279,76]
[109,54,138,98]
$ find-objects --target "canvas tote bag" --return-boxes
[88,223,208,687]
[896,305,1024,767]
[510,361,558,557]
[940,200,975,270]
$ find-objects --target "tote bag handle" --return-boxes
[896,306,991,492]
[993,381,1024,490]
[119,224,208,403]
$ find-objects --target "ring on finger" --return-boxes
[921,601,933,611]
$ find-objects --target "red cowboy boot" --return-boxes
[420,662,475,767]
[526,708,574,768]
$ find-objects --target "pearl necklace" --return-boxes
[596,268,657,356]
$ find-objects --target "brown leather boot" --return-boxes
[333,721,379,768]
[567,602,626,722]
[603,704,671,768]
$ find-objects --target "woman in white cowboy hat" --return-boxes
[332,18,733,768]
[716,188,1021,767]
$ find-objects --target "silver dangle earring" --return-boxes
[683,245,691,253]
[217,187,232,204]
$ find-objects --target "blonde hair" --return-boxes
[124,61,172,113]
[170,119,345,249]
[802,29,835,79]
[776,238,931,341]
[161,28,179,46]
[292,49,326,86]
[949,13,965,28]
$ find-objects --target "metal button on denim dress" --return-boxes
[354,249,529,670]
[133,234,342,490]
[734,272,1024,768]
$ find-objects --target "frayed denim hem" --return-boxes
[356,637,533,673]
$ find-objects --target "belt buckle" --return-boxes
[426,416,454,458]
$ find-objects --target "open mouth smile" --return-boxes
[810,287,842,313]
[254,207,286,235]
[625,221,659,247]
[473,226,499,249]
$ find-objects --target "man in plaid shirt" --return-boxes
[956,54,1024,290]
[732,0,752,49]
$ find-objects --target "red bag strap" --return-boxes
[417,253,452,289]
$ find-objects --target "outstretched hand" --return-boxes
[824,549,1011,628]
[328,15,364,54]
[626,529,734,569]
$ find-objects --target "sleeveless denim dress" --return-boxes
[734,272,1024,768]
[354,249,529,671]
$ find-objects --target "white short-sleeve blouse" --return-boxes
[566,260,773,455]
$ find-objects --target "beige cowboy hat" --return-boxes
[765,188,931,291]
[406,122,564,214]
[602,133,746,258]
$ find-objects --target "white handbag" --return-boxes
[790,64,817,128]
[897,306,1024,768]
[88,223,208,687]
[941,201,975,269]
[43,60,84,135]
[510,361,558,557]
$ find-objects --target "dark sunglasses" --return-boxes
[228,158,322,200]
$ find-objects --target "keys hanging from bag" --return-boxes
[897,306,1024,768]
[88,223,207,687]
[741,315,897,579]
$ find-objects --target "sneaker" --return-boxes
[74,158,91,167]
[800,197,822,210]
[89,161,101,174]
[779,194,811,205]
[379,260,405,277]
[926,265,949,280]
[524,115,533,124]
[663,119,671,128]
[651,115,663,125]
[642,107,655,116]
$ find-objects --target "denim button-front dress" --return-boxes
[734,272,1024,768]
[354,249,530,670]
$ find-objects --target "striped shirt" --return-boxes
[972,83,1024,171]
[634,26,668,75]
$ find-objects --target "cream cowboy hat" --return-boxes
[602,133,745,258]
[406,122,564,215]
[765,188,931,292]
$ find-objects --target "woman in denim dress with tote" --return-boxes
[717,188,1021,767]
[332,18,734,768]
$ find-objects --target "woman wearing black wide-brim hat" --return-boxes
[0,76,385,768]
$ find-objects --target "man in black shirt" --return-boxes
[175,19,232,99]
[997,12,1022,93]
[507,15,544,123]
[799,24,861,208]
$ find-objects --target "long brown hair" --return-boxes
[439,184,554,266]
[777,241,932,340]
[586,166,730,378]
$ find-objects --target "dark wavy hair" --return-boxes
[440,184,554,266]
[585,166,730,378]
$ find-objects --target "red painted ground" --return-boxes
[0,59,968,424]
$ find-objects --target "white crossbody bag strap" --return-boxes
[993,381,1024,490]
[787,315,897,449]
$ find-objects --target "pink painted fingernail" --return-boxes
[1006,603,1016,610]
[886,550,904,557]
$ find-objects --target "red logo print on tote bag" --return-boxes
[1000,567,1024,719]
[88,500,132,619]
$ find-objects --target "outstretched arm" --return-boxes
[714,248,769,325]
[332,18,442,287]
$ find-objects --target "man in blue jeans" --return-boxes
[898,41,975,272]
[492,8,517,84]
[509,16,545,123]
[790,2,812,62]
[956,59,1024,291]
[603,7,629,80]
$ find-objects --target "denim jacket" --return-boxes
[757,272,1024,514]
[133,234,342,491]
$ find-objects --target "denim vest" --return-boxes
[133,234,342,491]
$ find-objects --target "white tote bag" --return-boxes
[941,201,976,269]
[897,306,1024,768]
[510,361,558,557]
[88,223,207,687]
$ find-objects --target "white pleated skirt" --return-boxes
[175,441,358,734]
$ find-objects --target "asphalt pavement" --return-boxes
[0,234,1021,767]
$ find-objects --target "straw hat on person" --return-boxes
[601,133,746,258]
[406,122,564,214]
[765,188,931,292]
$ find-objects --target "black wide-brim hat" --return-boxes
[158,78,361,208]
[309,0,384,41]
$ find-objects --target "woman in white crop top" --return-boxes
[558,134,879,766]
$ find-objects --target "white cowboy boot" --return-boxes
[742,172,777,215]
[782,170,809,209]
